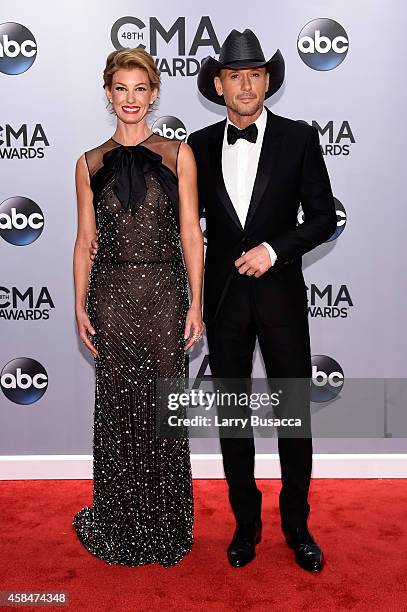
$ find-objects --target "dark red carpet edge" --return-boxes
[1,479,407,612]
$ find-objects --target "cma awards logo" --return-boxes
[311,355,344,402]
[0,22,37,75]
[297,19,349,71]
[152,116,187,140]
[298,197,346,242]
[0,124,50,159]
[0,286,55,321]
[111,16,220,76]
[306,284,353,318]
[297,120,355,156]
[0,197,45,246]
[1,357,48,404]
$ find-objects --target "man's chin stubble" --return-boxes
[228,100,263,117]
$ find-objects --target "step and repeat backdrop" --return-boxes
[1,0,406,459]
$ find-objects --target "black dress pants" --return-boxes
[206,269,313,530]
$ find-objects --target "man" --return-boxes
[187,29,336,572]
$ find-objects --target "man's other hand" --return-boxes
[234,244,272,278]
[89,231,99,262]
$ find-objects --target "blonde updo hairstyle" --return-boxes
[103,48,161,114]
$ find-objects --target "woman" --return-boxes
[72,48,204,567]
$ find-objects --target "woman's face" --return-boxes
[106,67,157,124]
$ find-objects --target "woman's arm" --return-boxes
[177,142,205,351]
[73,154,98,357]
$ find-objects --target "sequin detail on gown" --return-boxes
[72,134,193,566]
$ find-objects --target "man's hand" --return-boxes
[89,231,99,261]
[235,244,272,278]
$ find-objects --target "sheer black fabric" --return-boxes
[72,134,193,566]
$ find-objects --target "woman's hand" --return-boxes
[184,305,205,351]
[76,307,99,358]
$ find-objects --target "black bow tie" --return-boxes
[227,122,258,145]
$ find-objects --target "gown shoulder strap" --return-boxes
[142,133,182,177]
[84,139,119,179]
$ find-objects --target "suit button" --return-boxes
[241,237,248,246]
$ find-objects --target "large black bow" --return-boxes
[227,122,258,145]
[102,145,178,217]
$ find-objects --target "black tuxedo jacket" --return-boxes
[187,108,337,325]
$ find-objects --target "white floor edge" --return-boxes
[1,454,407,479]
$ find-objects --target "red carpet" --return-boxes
[1,479,407,611]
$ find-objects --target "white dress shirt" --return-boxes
[222,106,277,266]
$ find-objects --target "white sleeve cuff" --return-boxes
[262,242,277,266]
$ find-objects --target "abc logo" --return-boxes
[297,197,346,242]
[0,22,37,75]
[1,357,48,404]
[297,19,349,71]
[152,116,187,141]
[311,355,344,402]
[0,197,44,246]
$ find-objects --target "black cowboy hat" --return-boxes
[198,28,285,106]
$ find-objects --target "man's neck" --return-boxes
[226,106,264,129]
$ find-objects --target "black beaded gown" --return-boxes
[72,133,193,566]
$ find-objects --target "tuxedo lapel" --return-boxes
[244,108,282,230]
[209,120,243,232]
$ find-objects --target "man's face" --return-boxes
[214,67,269,117]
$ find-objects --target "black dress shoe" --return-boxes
[227,519,262,568]
[283,526,324,572]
